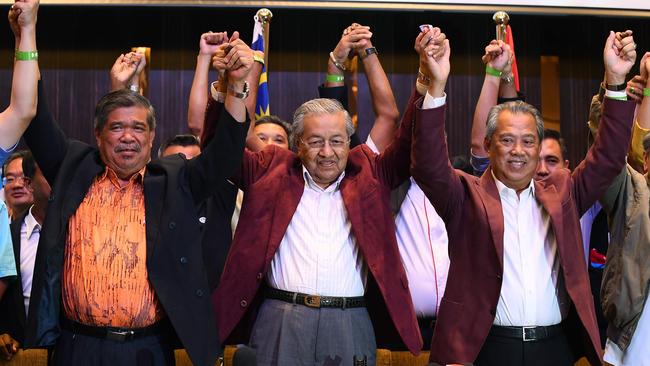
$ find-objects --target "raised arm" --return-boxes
[629,52,650,169]
[572,31,637,215]
[0,0,39,151]
[188,35,252,203]
[470,40,512,166]
[352,25,401,152]
[109,51,145,93]
[411,28,464,221]
[187,31,228,136]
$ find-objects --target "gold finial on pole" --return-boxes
[493,11,509,42]
[255,8,273,66]
[255,8,273,26]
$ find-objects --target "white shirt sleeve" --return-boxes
[365,135,380,155]
[422,92,447,110]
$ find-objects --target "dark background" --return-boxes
[0,5,648,165]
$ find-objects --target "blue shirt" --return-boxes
[0,143,18,279]
[0,201,16,279]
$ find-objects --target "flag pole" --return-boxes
[256,8,273,67]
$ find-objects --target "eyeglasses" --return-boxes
[300,137,350,150]
[2,175,31,186]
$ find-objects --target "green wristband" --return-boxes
[326,74,344,83]
[485,65,502,77]
[15,50,38,61]
[644,88,650,97]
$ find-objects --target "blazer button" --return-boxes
[240,300,248,307]
[195,289,204,297]
[180,256,188,264]
[496,274,502,280]
[490,309,496,316]
[168,221,176,230]
[48,194,55,202]
[256,273,263,280]
[199,216,207,224]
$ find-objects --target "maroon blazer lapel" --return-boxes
[533,181,565,255]
[476,170,505,268]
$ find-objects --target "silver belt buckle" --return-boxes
[522,326,536,342]
[106,329,135,342]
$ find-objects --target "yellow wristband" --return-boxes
[15,50,38,61]
[253,51,265,65]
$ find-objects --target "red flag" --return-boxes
[505,25,520,92]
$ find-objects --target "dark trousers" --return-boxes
[51,328,175,366]
[474,327,574,366]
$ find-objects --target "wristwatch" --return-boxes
[363,47,378,58]
[501,72,514,84]
[228,81,250,99]
[605,82,626,91]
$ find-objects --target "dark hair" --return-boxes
[2,150,34,178]
[158,134,201,157]
[255,115,291,139]
[542,128,568,161]
[94,89,156,132]
[451,154,473,175]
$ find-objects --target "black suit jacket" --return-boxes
[0,211,30,343]
[23,81,248,366]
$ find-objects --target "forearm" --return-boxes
[245,61,263,122]
[325,57,345,88]
[187,54,213,136]
[498,79,518,99]
[636,78,650,129]
[364,53,399,152]
[470,75,500,157]
[0,27,39,150]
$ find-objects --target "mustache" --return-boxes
[114,144,141,153]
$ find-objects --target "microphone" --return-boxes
[232,345,257,366]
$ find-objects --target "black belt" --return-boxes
[490,323,564,342]
[418,316,436,329]
[61,318,165,342]
[266,288,366,309]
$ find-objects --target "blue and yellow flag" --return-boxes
[252,17,270,119]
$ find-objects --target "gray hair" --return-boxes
[94,89,156,132]
[292,98,354,147]
[485,101,544,142]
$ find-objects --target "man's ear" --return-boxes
[483,137,491,154]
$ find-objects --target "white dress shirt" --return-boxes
[20,206,41,315]
[492,174,569,326]
[267,168,366,297]
[395,179,449,317]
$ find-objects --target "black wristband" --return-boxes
[605,82,626,91]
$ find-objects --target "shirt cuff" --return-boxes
[210,81,226,103]
[422,92,447,109]
[365,135,380,155]
[604,89,627,100]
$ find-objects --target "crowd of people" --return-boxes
[1,0,649,365]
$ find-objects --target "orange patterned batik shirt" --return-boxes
[62,167,162,327]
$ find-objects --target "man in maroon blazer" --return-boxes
[212,86,425,363]
[411,31,637,365]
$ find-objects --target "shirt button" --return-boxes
[195,289,204,297]
[168,221,176,230]
[180,257,188,264]
[256,273,263,280]
[240,300,248,307]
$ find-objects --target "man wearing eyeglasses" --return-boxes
[2,152,34,221]
[212,91,424,364]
